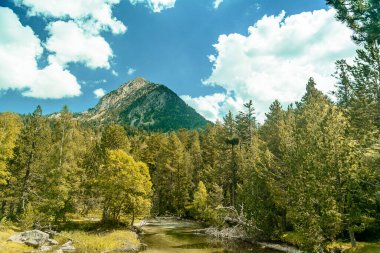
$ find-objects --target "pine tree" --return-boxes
[327,0,380,45]
[193,181,208,219]
[0,113,21,186]
[41,106,87,222]
[223,111,239,207]
[334,44,380,143]
[0,113,22,217]
[98,149,152,224]
[10,106,52,216]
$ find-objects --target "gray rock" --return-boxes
[41,245,53,251]
[47,238,59,245]
[8,230,49,247]
[60,240,76,252]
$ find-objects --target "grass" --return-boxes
[55,230,140,253]
[0,217,141,253]
[0,227,34,253]
[282,232,380,253]
[328,241,380,253]
[280,231,307,249]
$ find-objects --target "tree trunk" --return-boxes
[59,123,65,170]
[231,145,237,207]
[280,208,287,232]
[349,227,357,247]
[102,207,109,222]
[18,145,35,214]
[131,208,135,227]
[0,200,6,217]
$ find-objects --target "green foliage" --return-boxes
[327,0,380,45]
[56,230,139,253]
[0,113,21,186]
[98,149,152,224]
[192,181,208,219]
[0,68,378,253]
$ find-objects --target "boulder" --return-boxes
[40,245,53,251]
[47,238,59,245]
[60,240,76,252]
[8,230,49,247]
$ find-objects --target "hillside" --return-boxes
[78,77,209,131]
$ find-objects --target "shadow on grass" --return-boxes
[57,219,130,232]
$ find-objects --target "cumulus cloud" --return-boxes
[0,7,81,99]
[182,93,244,122]
[187,9,357,122]
[94,88,106,98]
[129,0,176,13]
[23,63,81,99]
[16,0,125,74]
[213,0,223,9]
[46,20,113,69]
[9,1,131,98]
[112,70,119,76]
[127,68,136,75]
[14,0,126,34]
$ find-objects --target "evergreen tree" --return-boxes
[223,111,239,207]
[0,113,22,217]
[327,0,380,45]
[10,106,52,216]
[97,149,152,224]
[193,181,208,220]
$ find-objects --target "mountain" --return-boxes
[78,77,209,131]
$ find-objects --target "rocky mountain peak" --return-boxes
[119,77,151,92]
[78,78,209,131]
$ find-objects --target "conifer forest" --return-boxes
[0,1,380,252]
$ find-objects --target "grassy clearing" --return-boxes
[0,217,141,253]
[56,230,140,253]
[282,232,380,253]
[280,231,306,249]
[335,241,380,253]
[0,227,34,253]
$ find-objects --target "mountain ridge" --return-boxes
[78,77,209,131]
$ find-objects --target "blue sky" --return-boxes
[0,0,357,121]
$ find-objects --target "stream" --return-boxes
[139,217,281,253]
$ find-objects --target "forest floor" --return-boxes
[0,219,141,253]
[281,232,380,253]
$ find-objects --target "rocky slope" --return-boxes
[78,77,209,131]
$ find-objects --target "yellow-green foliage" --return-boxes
[326,241,380,253]
[98,149,152,222]
[281,231,308,249]
[0,228,33,253]
[0,112,21,185]
[193,181,208,219]
[56,230,139,253]
[347,242,380,253]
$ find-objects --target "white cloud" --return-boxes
[129,0,176,13]
[213,0,223,9]
[23,63,81,99]
[94,88,106,98]
[0,7,81,99]
[46,20,113,69]
[182,93,244,122]
[193,9,357,122]
[14,0,126,35]
[127,68,136,75]
[112,70,119,76]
